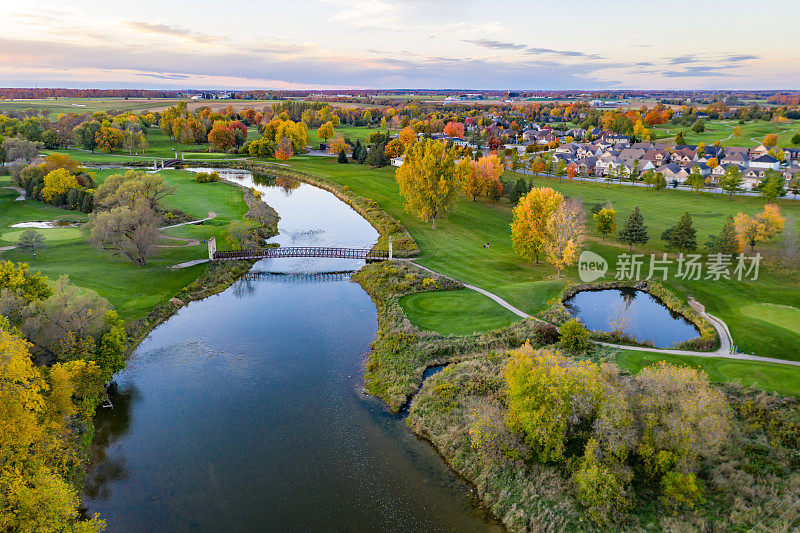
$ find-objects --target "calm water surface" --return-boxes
[83,171,501,532]
[564,288,700,348]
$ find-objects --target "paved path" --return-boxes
[4,186,25,201]
[407,260,800,367]
[170,259,209,269]
[159,212,216,230]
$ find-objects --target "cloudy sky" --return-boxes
[2,0,798,90]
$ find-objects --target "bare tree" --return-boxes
[89,201,160,265]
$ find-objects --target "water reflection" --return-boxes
[564,289,700,348]
[83,171,502,532]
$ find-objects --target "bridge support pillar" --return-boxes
[208,237,216,261]
[388,236,392,260]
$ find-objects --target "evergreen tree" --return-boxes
[707,215,738,257]
[760,170,786,202]
[675,131,686,145]
[618,206,648,251]
[337,149,348,164]
[351,140,362,162]
[509,178,529,205]
[357,147,368,164]
[366,141,389,167]
[664,211,697,253]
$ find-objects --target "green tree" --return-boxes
[760,169,786,202]
[72,121,102,152]
[675,131,686,145]
[559,319,591,353]
[685,167,706,197]
[791,132,800,146]
[337,149,348,164]
[719,166,744,198]
[618,206,648,251]
[594,207,617,240]
[691,119,705,133]
[664,211,697,253]
[16,229,45,257]
[707,215,739,257]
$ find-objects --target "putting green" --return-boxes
[1,227,84,243]
[399,289,521,336]
[739,303,800,334]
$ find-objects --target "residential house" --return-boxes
[659,163,690,183]
[721,151,749,167]
[743,167,766,189]
[783,148,800,161]
[750,144,771,158]
[672,147,697,165]
[390,156,405,167]
[577,156,598,175]
[642,149,670,167]
[749,154,780,170]
[631,142,654,150]
[618,148,647,163]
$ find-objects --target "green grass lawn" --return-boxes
[284,156,800,364]
[0,169,249,320]
[399,289,521,336]
[0,227,83,243]
[651,119,800,148]
[307,125,391,148]
[0,97,186,120]
[615,349,800,397]
[739,303,800,334]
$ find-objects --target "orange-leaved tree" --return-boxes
[275,139,294,161]
[734,204,785,251]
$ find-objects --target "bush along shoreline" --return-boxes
[407,344,800,532]
[537,279,719,351]
[351,261,558,413]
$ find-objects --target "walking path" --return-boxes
[4,186,25,201]
[170,259,209,269]
[407,260,800,367]
[159,211,216,230]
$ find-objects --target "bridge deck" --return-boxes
[213,246,390,261]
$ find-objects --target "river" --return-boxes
[82,170,502,532]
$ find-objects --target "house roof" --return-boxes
[752,154,779,163]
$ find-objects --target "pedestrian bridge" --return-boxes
[206,237,392,262]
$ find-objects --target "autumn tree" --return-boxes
[275,139,294,161]
[443,121,465,138]
[208,123,235,151]
[383,138,405,158]
[545,198,586,277]
[511,187,563,263]
[317,121,335,142]
[41,168,80,203]
[395,139,462,229]
[95,126,124,153]
[762,133,778,147]
[398,127,417,147]
[594,207,617,240]
[734,204,785,252]
[94,170,174,213]
[327,137,349,156]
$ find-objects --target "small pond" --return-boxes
[11,221,79,229]
[564,288,700,348]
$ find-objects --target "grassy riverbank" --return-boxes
[0,168,270,320]
[283,156,800,368]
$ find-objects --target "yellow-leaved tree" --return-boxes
[395,139,463,229]
[734,204,785,252]
[0,327,106,532]
[510,187,563,264]
[41,168,80,203]
[544,198,586,277]
[316,121,335,142]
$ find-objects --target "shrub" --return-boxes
[559,319,591,353]
[532,322,559,345]
[194,171,221,183]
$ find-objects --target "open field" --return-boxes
[306,125,390,148]
[0,97,185,119]
[284,156,800,366]
[651,118,800,147]
[0,169,249,319]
